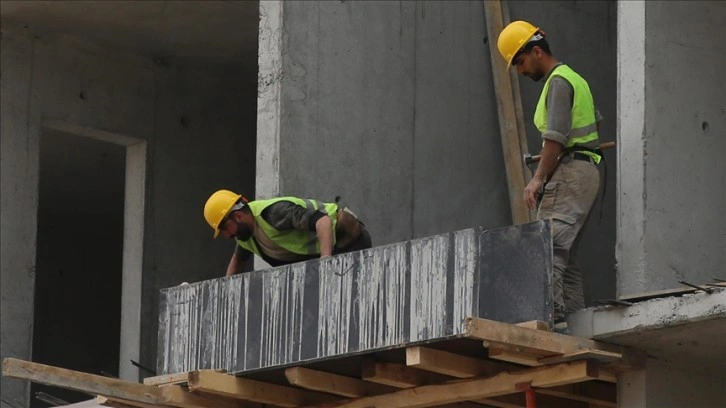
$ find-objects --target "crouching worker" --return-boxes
[203,190,372,276]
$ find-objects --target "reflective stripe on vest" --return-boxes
[534,64,601,164]
[235,197,339,257]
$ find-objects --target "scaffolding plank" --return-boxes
[187,370,339,407]
[466,318,624,358]
[406,346,513,378]
[312,360,604,408]
[361,360,523,408]
[285,367,395,398]
[1,358,245,408]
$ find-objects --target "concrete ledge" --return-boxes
[570,289,726,377]
[570,289,726,339]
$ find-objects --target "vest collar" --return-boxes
[542,62,564,82]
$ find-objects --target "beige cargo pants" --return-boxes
[537,156,600,321]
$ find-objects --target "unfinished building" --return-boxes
[1,1,724,407]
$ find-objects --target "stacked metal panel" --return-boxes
[157,220,552,375]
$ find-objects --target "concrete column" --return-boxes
[616,1,726,297]
[254,0,510,252]
[618,359,726,408]
[0,26,40,407]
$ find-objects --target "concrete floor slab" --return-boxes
[570,289,726,377]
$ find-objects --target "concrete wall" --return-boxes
[617,1,726,296]
[258,0,618,303]
[619,359,726,408]
[0,25,256,406]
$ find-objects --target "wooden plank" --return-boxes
[361,360,516,407]
[515,321,551,331]
[96,395,168,408]
[466,317,625,358]
[482,0,532,224]
[142,372,190,386]
[2,358,242,408]
[362,360,582,408]
[313,360,606,408]
[3,358,160,405]
[361,360,452,388]
[488,346,545,366]
[538,350,622,365]
[285,367,396,398]
[187,369,339,407]
[406,347,589,408]
[406,346,513,378]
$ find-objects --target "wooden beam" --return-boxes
[2,358,242,408]
[405,347,595,408]
[314,360,606,408]
[96,395,169,408]
[487,346,545,366]
[466,317,624,358]
[285,367,396,398]
[362,360,516,407]
[361,360,451,388]
[143,371,195,386]
[3,358,159,405]
[515,320,551,331]
[482,0,532,224]
[187,369,339,407]
[362,360,582,408]
[406,346,513,378]
[538,350,622,365]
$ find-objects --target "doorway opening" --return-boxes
[31,123,146,406]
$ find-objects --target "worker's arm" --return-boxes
[263,201,334,257]
[524,76,571,210]
[226,248,251,277]
[524,140,563,210]
[315,215,334,257]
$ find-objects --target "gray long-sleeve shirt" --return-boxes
[541,63,603,146]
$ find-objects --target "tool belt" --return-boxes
[537,145,608,220]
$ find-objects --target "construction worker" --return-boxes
[203,190,372,276]
[497,21,602,331]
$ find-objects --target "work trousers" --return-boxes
[537,157,600,321]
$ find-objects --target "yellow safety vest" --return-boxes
[534,64,601,163]
[235,197,339,257]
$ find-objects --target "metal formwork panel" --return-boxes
[157,220,552,375]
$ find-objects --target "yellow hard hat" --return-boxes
[204,189,243,238]
[497,20,540,68]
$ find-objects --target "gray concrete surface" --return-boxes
[259,0,619,306]
[617,0,726,296]
[570,289,726,378]
[0,24,256,406]
[0,0,259,72]
[619,358,726,408]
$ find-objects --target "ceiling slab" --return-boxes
[0,0,259,69]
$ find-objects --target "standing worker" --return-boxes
[203,190,372,276]
[497,21,602,332]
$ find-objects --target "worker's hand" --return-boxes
[524,177,544,211]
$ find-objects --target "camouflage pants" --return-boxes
[537,156,600,320]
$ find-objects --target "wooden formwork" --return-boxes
[3,317,644,408]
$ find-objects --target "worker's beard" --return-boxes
[234,221,253,241]
[528,69,545,82]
